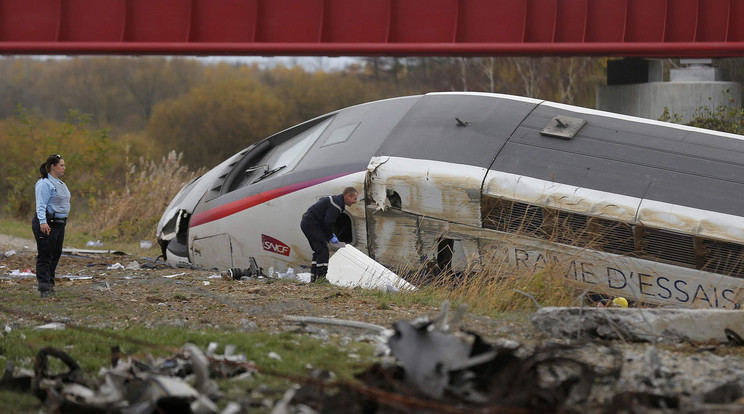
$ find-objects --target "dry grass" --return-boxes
[80,150,202,242]
[401,249,593,314]
[397,210,630,314]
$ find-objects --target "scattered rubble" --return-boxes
[531,306,744,343]
[3,238,744,412]
[4,301,744,413]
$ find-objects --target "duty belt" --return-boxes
[46,213,67,225]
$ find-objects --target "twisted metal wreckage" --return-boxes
[0,304,655,413]
[158,92,744,309]
[8,301,744,413]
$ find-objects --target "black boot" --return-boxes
[310,273,317,283]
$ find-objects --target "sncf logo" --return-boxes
[262,234,290,256]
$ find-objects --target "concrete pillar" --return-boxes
[597,58,741,123]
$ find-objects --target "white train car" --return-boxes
[157,92,744,309]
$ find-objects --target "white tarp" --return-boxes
[327,245,415,291]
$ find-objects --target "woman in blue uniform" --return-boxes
[31,154,70,298]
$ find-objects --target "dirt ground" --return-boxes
[0,234,527,341]
[6,235,744,413]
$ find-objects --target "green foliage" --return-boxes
[262,66,373,126]
[0,390,40,413]
[0,106,116,219]
[687,92,744,134]
[148,67,287,168]
[659,90,744,135]
[29,57,205,133]
[0,217,28,238]
[658,106,683,123]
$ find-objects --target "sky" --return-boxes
[27,55,361,72]
[197,56,360,72]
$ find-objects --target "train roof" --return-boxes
[196,92,744,219]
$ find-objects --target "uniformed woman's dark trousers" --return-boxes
[31,216,65,293]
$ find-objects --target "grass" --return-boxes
[0,217,29,240]
[0,324,377,413]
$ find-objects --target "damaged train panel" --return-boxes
[156,91,744,309]
[366,156,484,226]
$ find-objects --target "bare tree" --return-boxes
[473,57,497,93]
[510,57,541,97]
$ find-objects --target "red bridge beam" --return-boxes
[1,0,744,57]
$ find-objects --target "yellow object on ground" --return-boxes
[612,297,629,308]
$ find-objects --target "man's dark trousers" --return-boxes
[300,213,329,281]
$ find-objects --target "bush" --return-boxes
[80,150,202,242]
[0,106,115,218]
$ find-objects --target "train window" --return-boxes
[699,238,744,278]
[321,122,359,147]
[250,118,332,184]
[480,195,744,275]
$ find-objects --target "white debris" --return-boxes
[268,352,282,361]
[96,281,112,291]
[220,402,242,414]
[125,261,140,270]
[62,383,95,401]
[163,272,186,278]
[326,245,415,291]
[86,240,103,247]
[107,263,124,270]
[4,249,16,256]
[61,274,93,280]
[36,322,65,330]
[277,268,296,280]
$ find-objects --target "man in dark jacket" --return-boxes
[300,186,358,282]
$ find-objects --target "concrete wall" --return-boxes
[597,81,741,122]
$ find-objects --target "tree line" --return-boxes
[2,55,743,224]
[0,56,613,169]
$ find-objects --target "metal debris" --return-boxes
[35,322,65,330]
[384,305,620,411]
[221,257,265,280]
[0,343,256,414]
[277,303,622,413]
[283,315,388,335]
[6,303,744,413]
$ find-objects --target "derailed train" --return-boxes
[156,92,744,309]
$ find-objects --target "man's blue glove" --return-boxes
[330,234,339,244]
